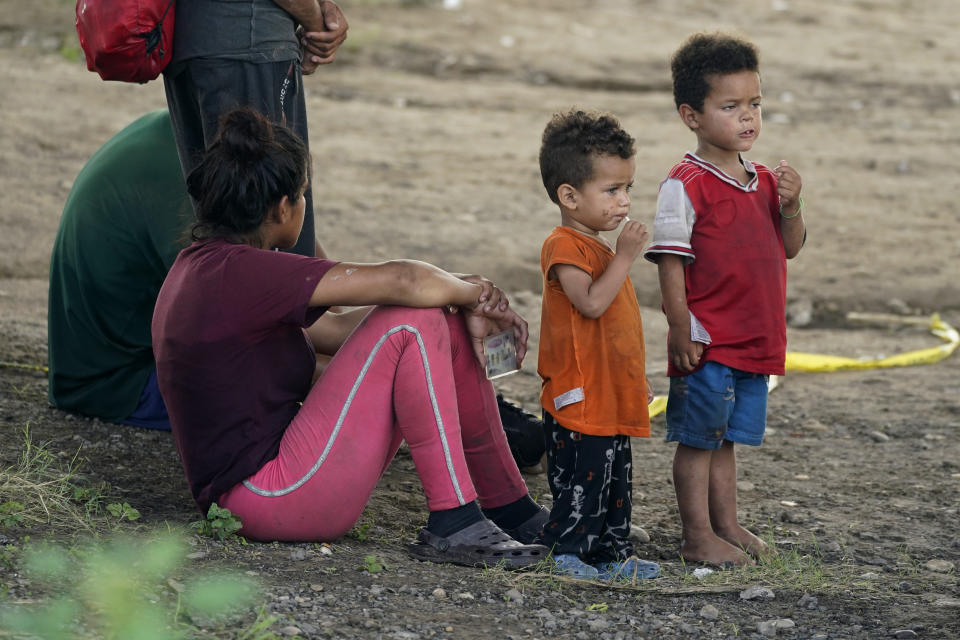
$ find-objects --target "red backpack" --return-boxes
[75,0,176,83]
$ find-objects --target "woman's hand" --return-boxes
[456,274,510,313]
[462,303,528,369]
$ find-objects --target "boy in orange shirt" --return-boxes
[535,109,659,580]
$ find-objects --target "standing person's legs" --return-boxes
[707,442,768,556]
[672,444,748,565]
[591,435,660,581]
[538,416,614,559]
[163,61,206,179]
[666,363,753,566]
[163,58,316,257]
[590,435,634,564]
[709,369,771,557]
[219,307,529,542]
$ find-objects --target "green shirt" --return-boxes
[48,110,192,421]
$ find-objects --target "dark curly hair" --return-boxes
[539,109,635,205]
[671,33,759,112]
[187,108,309,244]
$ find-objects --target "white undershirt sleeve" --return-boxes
[643,177,696,264]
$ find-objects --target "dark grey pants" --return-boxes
[163,57,316,257]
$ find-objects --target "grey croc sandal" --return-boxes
[407,519,548,569]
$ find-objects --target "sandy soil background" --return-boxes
[1,0,959,638]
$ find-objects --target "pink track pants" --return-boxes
[220,306,529,541]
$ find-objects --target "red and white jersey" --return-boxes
[644,153,787,376]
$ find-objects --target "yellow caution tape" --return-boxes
[648,313,957,417]
[0,361,48,373]
[648,395,667,418]
[785,313,958,372]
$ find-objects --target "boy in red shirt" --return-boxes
[644,33,807,566]
[536,109,659,580]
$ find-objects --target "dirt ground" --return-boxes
[1,0,959,638]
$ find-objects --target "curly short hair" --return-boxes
[671,33,759,112]
[539,109,635,205]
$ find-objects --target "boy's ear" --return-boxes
[557,184,578,209]
[678,104,700,130]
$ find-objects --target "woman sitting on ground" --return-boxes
[152,108,548,567]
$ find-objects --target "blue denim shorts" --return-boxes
[665,361,768,450]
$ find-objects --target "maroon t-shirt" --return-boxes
[152,239,337,512]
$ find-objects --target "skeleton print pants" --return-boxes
[537,412,634,563]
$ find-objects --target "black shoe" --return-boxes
[497,394,546,469]
[502,506,550,544]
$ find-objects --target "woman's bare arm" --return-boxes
[309,260,483,310]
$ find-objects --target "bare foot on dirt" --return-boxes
[716,524,773,560]
[680,534,754,567]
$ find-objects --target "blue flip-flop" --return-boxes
[552,554,600,579]
[593,556,661,582]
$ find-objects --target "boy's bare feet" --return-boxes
[716,524,772,559]
[680,533,753,567]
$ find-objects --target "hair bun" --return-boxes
[216,108,273,162]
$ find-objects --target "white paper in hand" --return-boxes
[483,330,519,379]
[690,311,712,345]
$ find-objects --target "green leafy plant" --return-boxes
[72,483,109,516]
[347,521,372,541]
[0,501,26,527]
[362,554,386,573]
[0,546,18,571]
[0,533,264,639]
[106,502,142,522]
[191,503,244,542]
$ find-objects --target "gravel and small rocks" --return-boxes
[758,618,796,637]
[699,604,719,620]
[924,559,955,573]
[740,585,776,601]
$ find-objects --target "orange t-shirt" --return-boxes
[538,226,649,437]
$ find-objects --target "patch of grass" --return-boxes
[0,500,26,527]
[671,533,830,592]
[0,426,96,533]
[668,533,909,600]
[73,483,110,517]
[0,425,153,538]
